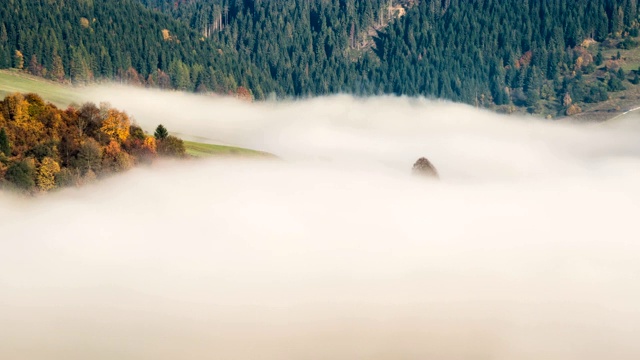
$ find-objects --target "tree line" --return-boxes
[0,93,185,193]
[0,0,273,95]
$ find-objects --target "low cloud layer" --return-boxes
[1,88,640,359]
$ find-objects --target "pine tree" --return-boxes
[0,128,10,156]
[595,51,604,66]
[154,124,168,140]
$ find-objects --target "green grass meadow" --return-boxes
[0,69,80,107]
[183,140,274,158]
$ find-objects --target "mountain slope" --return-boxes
[137,0,640,116]
[0,0,273,94]
[3,0,640,116]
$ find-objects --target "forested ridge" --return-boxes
[3,0,640,115]
[0,0,272,95]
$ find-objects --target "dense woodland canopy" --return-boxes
[2,0,640,114]
[0,93,185,193]
[0,0,272,94]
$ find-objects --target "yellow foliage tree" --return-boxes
[14,50,24,70]
[37,157,60,191]
[1,93,29,123]
[2,93,46,153]
[100,109,130,142]
[143,136,157,154]
[575,56,584,70]
[566,103,582,116]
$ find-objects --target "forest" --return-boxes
[0,92,185,193]
[1,0,640,114]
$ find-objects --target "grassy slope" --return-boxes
[183,141,274,158]
[0,70,271,157]
[0,69,79,108]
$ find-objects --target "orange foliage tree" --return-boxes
[102,140,133,172]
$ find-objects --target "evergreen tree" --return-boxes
[154,124,169,140]
[608,75,626,91]
[595,50,604,66]
[5,161,35,190]
[0,128,10,156]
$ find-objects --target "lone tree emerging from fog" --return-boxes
[0,128,10,156]
[412,157,439,179]
[154,124,169,140]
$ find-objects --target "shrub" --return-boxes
[157,135,186,157]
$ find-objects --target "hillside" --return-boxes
[0,0,272,94]
[0,69,79,107]
[3,0,640,116]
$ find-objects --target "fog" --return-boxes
[1,87,640,359]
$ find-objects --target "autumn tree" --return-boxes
[157,135,186,157]
[53,167,75,187]
[100,109,131,143]
[58,132,81,167]
[72,138,103,174]
[129,125,146,140]
[1,93,47,154]
[13,50,24,70]
[76,103,99,137]
[236,86,254,102]
[37,157,61,191]
[152,69,172,89]
[102,140,133,172]
[143,136,157,154]
[122,67,143,86]
[28,55,45,77]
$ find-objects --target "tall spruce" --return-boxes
[154,124,169,140]
[0,128,10,156]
